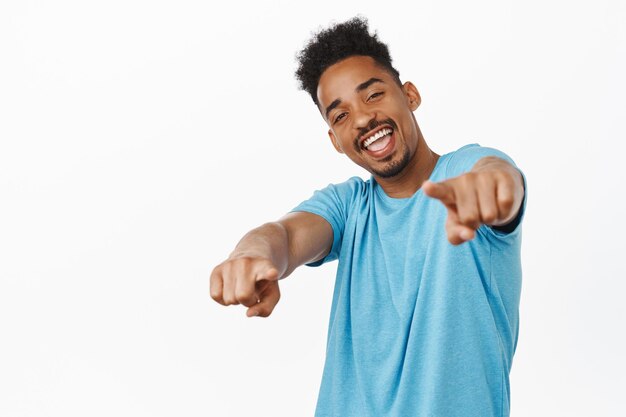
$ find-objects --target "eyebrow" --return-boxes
[356,77,384,92]
[324,77,386,119]
[325,99,341,119]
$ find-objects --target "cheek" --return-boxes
[336,130,356,150]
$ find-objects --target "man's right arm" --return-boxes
[209,212,333,317]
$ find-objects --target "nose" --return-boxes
[352,102,377,131]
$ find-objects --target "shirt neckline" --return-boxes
[373,152,450,205]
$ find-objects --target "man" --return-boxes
[210,17,526,417]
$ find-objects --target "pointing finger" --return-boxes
[422,180,456,207]
[247,280,281,318]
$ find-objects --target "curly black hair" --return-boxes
[295,16,401,106]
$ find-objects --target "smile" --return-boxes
[362,127,393,151]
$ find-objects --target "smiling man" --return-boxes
[210,17,526,417]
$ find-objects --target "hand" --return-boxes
[422,163,522,245]
[210,256,281,318]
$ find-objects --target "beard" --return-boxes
[370,145,412,178]
[350,117,416,179]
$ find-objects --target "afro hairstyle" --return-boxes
[295,16,401,106]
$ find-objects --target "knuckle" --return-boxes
[221,261,233,276]
[209,289,222,302]
[235,288,255,303]
[498,195,514,212]
[223,296,237,305]
[225,257,244,270]
[210,265,223,281]
[482,210,497,223]
[498,169,514,182]
[498,172,515,188]
[459,212,479,227]
[235,255,255,266]
[477,173,493,187]
[240,257,254,268]
[458,175,471,188]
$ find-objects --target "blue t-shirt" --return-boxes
[291,144,526,417]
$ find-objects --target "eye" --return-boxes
[334,112,347,123]
[367,92,383,101]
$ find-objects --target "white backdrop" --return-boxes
[1,1,625,416]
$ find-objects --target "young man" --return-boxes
[210,17,526,417]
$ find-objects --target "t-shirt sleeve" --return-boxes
[445,144,527,238]
[289,177,361,266]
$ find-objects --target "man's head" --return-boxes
[295,17,402,107]
[295,17,423,179]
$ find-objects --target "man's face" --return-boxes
[316,55,421,178]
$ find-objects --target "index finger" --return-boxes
[422,180,456,207]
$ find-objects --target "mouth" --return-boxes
[359,126,395,158]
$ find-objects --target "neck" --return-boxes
[374,131,440,199]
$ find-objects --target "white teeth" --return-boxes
[363,128,392,148]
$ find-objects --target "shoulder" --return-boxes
[445,143,519,178]
[291,176,368,215]
[310,176,368,201]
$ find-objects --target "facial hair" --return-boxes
[352,118,412,179]
[371,145,412,178]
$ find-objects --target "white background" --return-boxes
[1,0,625,416]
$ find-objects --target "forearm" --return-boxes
[226,212,333,281]
[229,222,291,279]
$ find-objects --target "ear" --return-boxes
[403,82,421,111]
[328,129,344,154]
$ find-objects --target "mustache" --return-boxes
[353,118,398,151]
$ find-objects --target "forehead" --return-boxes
[316,55,394,109]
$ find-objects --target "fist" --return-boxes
[422,163,522,245]
[210,256,281,318]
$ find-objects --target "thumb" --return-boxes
[253,259,280,282]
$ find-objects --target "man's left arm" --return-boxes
[422,156,525,245]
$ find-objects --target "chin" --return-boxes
[371,147,412,178]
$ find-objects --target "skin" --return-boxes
[318,56,439,198]
[210,55,525,317]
